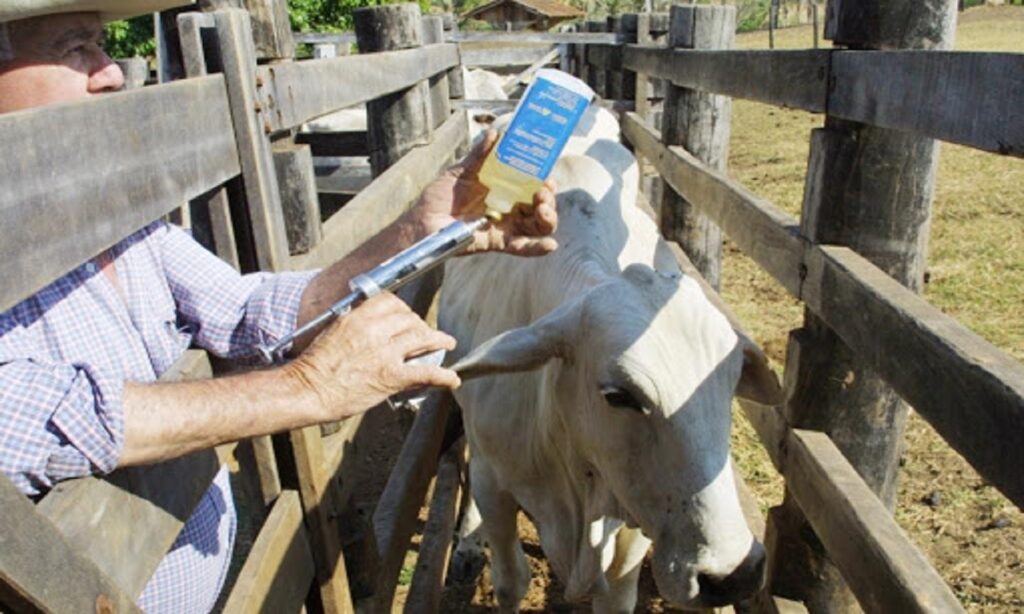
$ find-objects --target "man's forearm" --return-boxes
[119,366,322,467]
[296,213,423,335]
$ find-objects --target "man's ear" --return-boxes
[735,333,785,406]
[451,298,579,380]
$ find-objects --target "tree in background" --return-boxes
[104,0,431,59]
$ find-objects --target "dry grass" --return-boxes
[725,6,1024,611]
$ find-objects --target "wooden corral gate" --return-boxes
[1,1,1022,613]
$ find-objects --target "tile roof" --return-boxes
[463,0,584,20]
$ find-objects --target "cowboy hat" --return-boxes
[0,0,194,23]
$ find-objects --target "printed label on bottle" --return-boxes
[494,77,590,180]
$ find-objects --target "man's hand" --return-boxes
[408,130,559,257]
[285,293,459,421]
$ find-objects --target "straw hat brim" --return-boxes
[0,0,195,23]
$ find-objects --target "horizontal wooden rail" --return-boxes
[0,76,241,313]
[829,51,1024,158]
[222,490,315,613]
[295,31,619,45]
[804,245,1024,508]
[293,31,356,45]
[292,111,468,271]
[0,473,141,613]
[256,43,460,133]
[460,43,555,68]
[622,46,829,113]
[451,32,617,43]
[786,429,964,612]
[36,350,219,598]
[621,112,806,296]
[622,110,1024,510]
[669,237,962,612]
[620,45,1024,157]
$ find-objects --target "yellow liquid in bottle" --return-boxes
[479,146,543,220]
[478,69,594,220]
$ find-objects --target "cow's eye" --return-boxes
[601,386,648,414]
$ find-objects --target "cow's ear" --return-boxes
[451,298,578,380]
[735,334,785,406]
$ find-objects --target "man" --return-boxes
[0,2,557,611]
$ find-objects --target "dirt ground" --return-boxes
[353,6,1024,613]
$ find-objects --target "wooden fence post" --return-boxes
[606,16,624,100]
[659,4,734,291]
[421,15,452,131]
[584,20,607,97]
[355,3,433,176]
[272,142,323,255]
[618,14,638,103]
[765,0,957,610]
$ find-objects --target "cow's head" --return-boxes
[452,263,781,608]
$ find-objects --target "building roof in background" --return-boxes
[462,0,584,21]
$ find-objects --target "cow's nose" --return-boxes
[697,542,766,606]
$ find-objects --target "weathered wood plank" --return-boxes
[291,424,356,614]
[243,0,295,60]
[0,76,239,313]
[272,142,323,255]
[178,12,243,270]
[314,157,374,196]
[35,351,218,599]
[621,112,805,296]
[803,245,1024,509]
[403,440,464,614]
[450,31,617,43]
[623,46,829,113]
[355,4,434,177]
[785,429,964,613]
[373,392,456,612]
[0,474,141,613]
[293,31,357,46]
[659,4,734,291]
[257,44,460,133]
[504,47,561,95]
[460,43,555,67]
[825,0,957,51]
[214,8,291,273]
[829,51,1024,158]
[221,490,315,614]
[291,111,467,271]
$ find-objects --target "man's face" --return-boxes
[0,12,124,114]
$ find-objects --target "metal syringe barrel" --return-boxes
[256,217,487,364]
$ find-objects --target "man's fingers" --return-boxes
[392,327,457,357]
[404,365,461,390]
[504,236,558,256]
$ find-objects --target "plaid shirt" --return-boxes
[0,221,316,612]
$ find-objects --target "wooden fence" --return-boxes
[3,1,1021,612]
[0,2,473,612]
[565,2,1023,612]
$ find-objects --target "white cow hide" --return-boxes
[439,127,781,612]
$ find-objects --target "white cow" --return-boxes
[439,125,782,611]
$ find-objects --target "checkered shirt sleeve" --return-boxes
[0,222,317,496]
[160,224,317,360]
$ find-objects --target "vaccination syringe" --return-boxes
[257,217,488,364]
